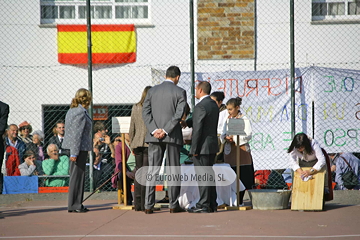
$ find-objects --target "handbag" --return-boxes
[125,154,136,180]
[340,156,358,189]
[126,153,136,172]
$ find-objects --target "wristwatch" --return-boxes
[310,168,315,174]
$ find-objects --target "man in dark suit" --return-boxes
[187,81,219,213]
[48,120,69,157]
[0,101,9,194]
[142,66,187,214]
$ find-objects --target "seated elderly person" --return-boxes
[26,130,45,161]
[42,144,70,187]
[18,150,38,176]
[329,152,360,190]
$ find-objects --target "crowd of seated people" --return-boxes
[1,121,72,189]
[1,120,119,192]
[2,119,360,195]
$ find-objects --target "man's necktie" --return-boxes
[59,138,63,154]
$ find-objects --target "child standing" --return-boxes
[220,97,255,205]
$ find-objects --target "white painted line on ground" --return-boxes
[1,235,360,239]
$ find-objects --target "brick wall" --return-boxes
[197,0,255,60]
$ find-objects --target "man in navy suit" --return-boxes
[142,66,187,214]
[187,81,219,213]
[0,101,9,194]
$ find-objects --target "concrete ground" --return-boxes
[1,190,360,239]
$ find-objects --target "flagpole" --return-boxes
[86,0,94,192]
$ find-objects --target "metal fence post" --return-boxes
[86,0,94,192]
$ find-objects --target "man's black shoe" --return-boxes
[144,209,154,214]
[209,207,217,213]
[157,196,169,203]
[188,207,210,213]
[170,206,186,213]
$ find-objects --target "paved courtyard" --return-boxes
[1,191,360,239]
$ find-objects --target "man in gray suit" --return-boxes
[62,88,92,213]
[142,66,187,214]
[187,81,219,213]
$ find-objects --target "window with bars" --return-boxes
[312,0,360,21]
[40,0,150,25]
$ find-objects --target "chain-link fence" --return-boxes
[1,0,359,193]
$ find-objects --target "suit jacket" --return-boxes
[189,96,219,155]
[142,81,187,145]
[0,101,9,136]
[62,104,92,156]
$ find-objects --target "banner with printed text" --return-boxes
[152,67,360,170]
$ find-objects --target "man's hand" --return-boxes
[70,156,77,162]
[180,120,187,128]
[153,129,166,139]
[158,129,166,139]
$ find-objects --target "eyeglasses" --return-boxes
[22,126,30,130]
[114,139,121,142]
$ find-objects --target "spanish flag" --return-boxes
[57,24,136,64]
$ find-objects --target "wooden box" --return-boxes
[291,167,325,211]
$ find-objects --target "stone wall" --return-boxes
[197,0,255,60]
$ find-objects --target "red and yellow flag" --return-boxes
[57,24,136,64]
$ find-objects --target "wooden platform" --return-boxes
[291,167,325,211]
[224,206,252,211]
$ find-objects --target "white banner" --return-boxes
[312,67,360,153]
[152,67,360,170]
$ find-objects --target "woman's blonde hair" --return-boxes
[70,88,92,108]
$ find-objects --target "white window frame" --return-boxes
[312,0,360,22]
[40,0,152,26]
